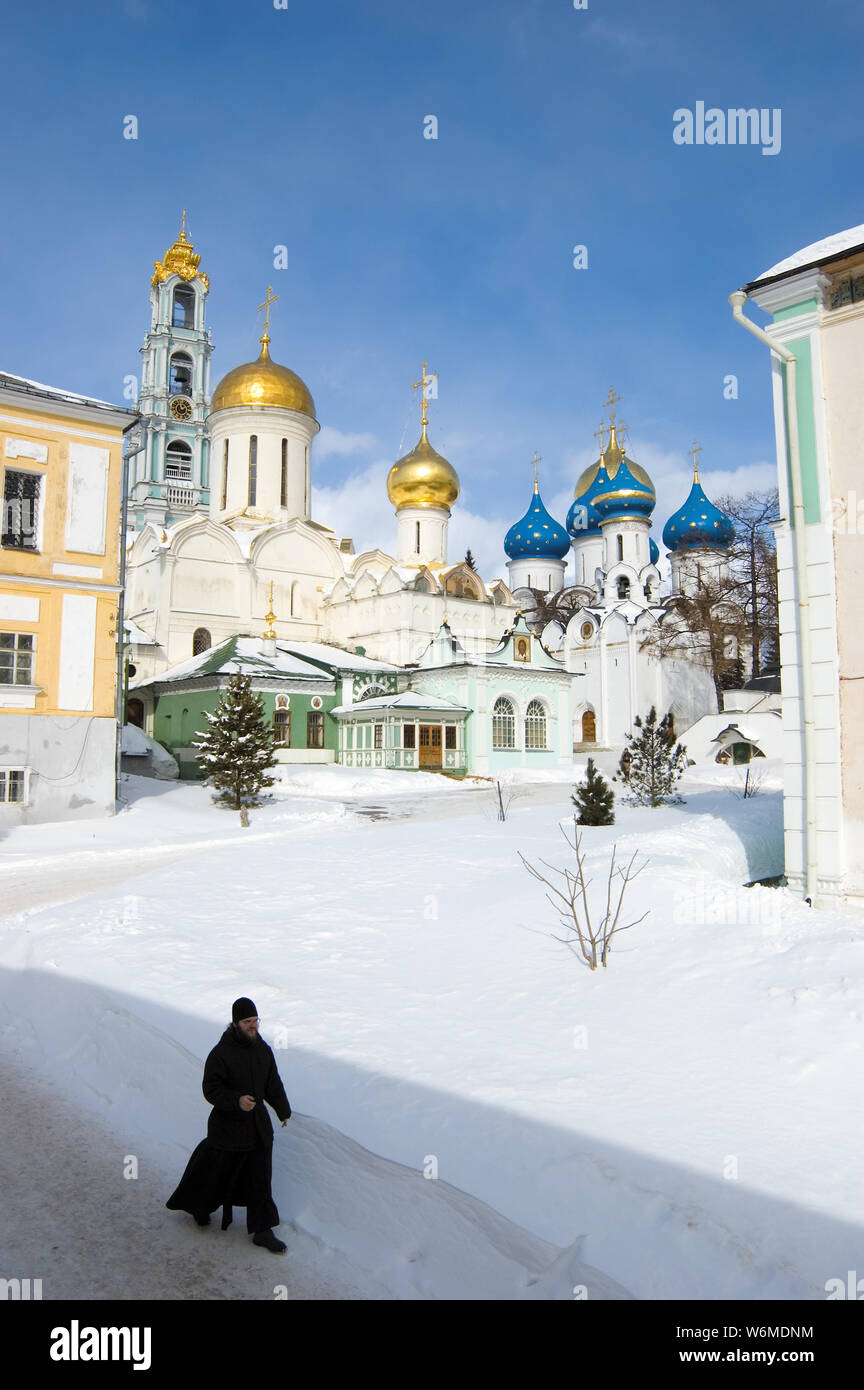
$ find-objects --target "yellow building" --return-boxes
[0,372,137,823]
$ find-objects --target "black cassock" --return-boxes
[167,1025,291,1234]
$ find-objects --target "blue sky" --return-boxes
[1,0,862,574]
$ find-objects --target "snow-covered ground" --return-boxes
[1,759,861,1300]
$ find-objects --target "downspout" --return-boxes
[115,424,136,807]
[729,290,817,905]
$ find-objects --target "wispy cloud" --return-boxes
[315,426,378,461]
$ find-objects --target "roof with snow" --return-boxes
[130,636,398,689]
[330,690,470,715]
[0,371,137,419]
[746,222,864,290]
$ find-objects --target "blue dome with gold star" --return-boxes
[567,469,604,538]
[663,478,734,551]
[649,536,660,565]
[504,484,570,560]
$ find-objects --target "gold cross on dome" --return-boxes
[258,285,280,335]
[180,208,187,237]
[689,439,702,481]
[594,421,606,451]
[530,450,542,491]
[412,361,438,428]
[604,386,622,425]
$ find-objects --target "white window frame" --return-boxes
[0,767,30,804]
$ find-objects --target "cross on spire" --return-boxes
[604,386,622,426]
[412,361,438,434]
[688,439,702,481]
[258,285,279,336]
[530,450,542,492]
[180,208,187,238]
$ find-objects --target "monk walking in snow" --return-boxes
[167,997,292,1253]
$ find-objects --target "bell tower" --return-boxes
[128,213,213,534]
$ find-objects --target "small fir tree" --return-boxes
[572,758,615,825]
[616,706,688,807]
[464,548,477,570]
[194,673,277,812]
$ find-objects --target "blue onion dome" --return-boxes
[504,483,570,560]
[649,537,660,565]
[662,476,735,551]
[579,424,656,522]
[567,468,604,538]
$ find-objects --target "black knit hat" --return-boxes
[232,997,258,1023]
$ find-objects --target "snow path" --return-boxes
[0,1053,387,1301]
[5,763,861,1299]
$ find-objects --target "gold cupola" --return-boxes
[151,210,209,290]
[386,362,460,511]
[210,286,316,418]
[573,388,655,500]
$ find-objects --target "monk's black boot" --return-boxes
[252,1228,286,1253]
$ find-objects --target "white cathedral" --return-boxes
[124,220,733,755]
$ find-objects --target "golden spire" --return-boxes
[531,450,542,493]
[412,361,438,440]
[151,212,209,290]
[263,580,277,639]
[689,440,702,483]
[257,286,279,361]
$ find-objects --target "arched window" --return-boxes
[492,697,516,749]
[525,699,547,749]
[172,285,195,328]
[581,709,596,742]
[221,439,228,509]
[617,576,630,599]
[281,439,287,508]
[415,520,421,553]
[126,697,144,729]
[273,708,290,745]
[165,439,192,479]
[248,436,257,506]
[617,534,624,562]
[169,352,193,396]
[192,628,211,656]
[414,574,431,592]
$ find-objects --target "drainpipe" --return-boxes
[729,290,817,905]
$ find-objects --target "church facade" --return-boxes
[123,222,731,778]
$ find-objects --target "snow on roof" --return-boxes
[280,640,398,672]
[749,222,864,286]
[123,618,157,645]
[130,636,333,686]
[130,635,399,688]
[0,371,132,413]
[330,689,469,715]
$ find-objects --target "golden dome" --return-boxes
[387,424,460,511]
[574,423,654,499]
[210,336,316,417]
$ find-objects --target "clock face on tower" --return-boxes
[169,395,193,421]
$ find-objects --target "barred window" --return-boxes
[403,724,416,749]
[0,632,34,685]
[492,697,515,749]
[221,440,229,510]
[281,439,288,508]
[374,724,383,749]
[273,708,290,745]
[525,699,547,749]
[445,725,456,750]
[2,469,41,551]
[307,710,324,749]
[192,627,211,656]
[0,768,26,803]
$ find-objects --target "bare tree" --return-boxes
[521,585,592,635]
[519,819,649,970]
[641,575,748,712]
[713,488,780,680]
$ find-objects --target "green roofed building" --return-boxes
[128,614,578,779]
